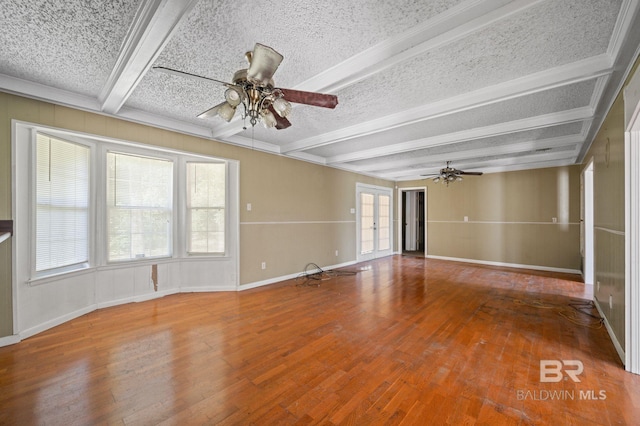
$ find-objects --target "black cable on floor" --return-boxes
[295,262,358,287]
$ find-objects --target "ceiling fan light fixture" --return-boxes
[217,102,236,122]
[224,87,243,107]
[247,43,284,86]
[157,44,338,130]
[426,162,483,185]
[260,109,277,128]
[272,97,291,118]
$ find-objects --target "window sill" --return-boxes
[0,232,10,245]
[28,255,233,286]
[28,266,94,286]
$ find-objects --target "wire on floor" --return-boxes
[514,298,605,329]
[295,262,358,287]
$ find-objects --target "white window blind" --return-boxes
[106,152,173,261]
[186,162,226,254]
[35,134,90,272]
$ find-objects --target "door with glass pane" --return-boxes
[357,184,393,261]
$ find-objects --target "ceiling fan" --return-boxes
[423,161,483,185]
[153,43,338,129]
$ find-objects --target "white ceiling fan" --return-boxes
[154,43,338,129]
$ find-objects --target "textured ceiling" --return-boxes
[1,0,639,180]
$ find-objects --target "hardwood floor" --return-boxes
[1,256,638,425]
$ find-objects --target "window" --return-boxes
[106,152,173,261]
[360,192,374,254]
[18,123,234,284]
[35,134,90,272]
[186,162,226,254]
[378,194,390,251]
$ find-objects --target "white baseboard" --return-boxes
[240,260,358,291]
[0,334,21,347]
[180,285,237,292]
[426,255,582,275]
[19,305,96,341]
[133,289,180,302]
[240,270,304,291]
[11,288,218,347]
[95,288,179,310]
[593,298,626,365]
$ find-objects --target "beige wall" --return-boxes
[0,92,392,337]
[582,54,640,351]
[238,153,391,283]
[399,165,582,271]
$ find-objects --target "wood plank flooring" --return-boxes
[1,256,639,425]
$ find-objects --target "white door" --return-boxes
[357,184,393,261]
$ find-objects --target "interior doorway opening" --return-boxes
[582,159,594,285]
[399,188,426,257]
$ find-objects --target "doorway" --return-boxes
[582,159,594,285]
[399,187,426,257]
[356,184,393,262]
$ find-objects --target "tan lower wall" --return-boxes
[427,221,580,270]
[240,222,356,284]
[593,228,625,348]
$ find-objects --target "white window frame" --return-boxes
[104,149,175,264]
[15,122,233,284]
[182,159,229,257]
[356,183,394,262]
[30,131,95,278]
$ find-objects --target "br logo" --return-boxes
[540,360,584,382]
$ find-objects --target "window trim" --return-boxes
[183,159,229,256]
[17,122,234,283]
[30,131,95,279]
[104,149,175,264]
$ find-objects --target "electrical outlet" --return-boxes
[597,281,600,292]
[552,217,557,223]
[261,262,266,270]
[335,250,339,256]
[464,216,468,222]
[609,294,613,310]
[247,203,252,211]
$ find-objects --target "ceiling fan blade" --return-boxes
[275,117,292,130]
[268,105,292,129]
[278,88,338,109]
[247,43,283,86]
[153,66,231,86]
[460,171,483,176]
[197,102,226,119]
